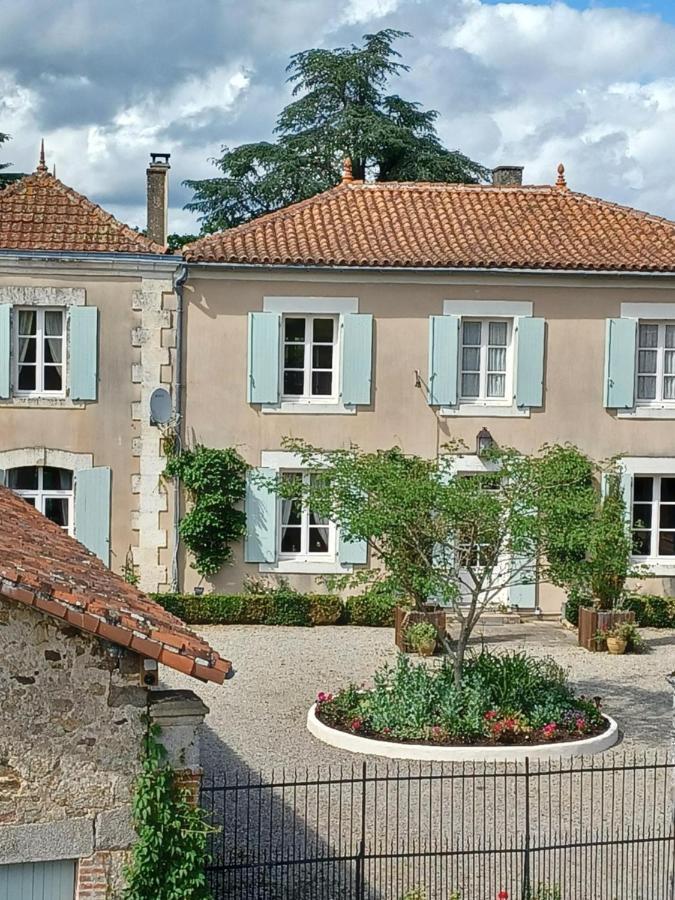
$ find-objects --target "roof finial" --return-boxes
[36,139,48,175]
[341,157,354,184]
[555,162,567,189]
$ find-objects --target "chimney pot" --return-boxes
[147,152,171,246]
[492,166,524,187]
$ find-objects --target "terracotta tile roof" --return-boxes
[0,486,230,684]
[0,168,166,255]
[184,177,675,272]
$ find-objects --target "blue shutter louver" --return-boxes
[0,304,10,399]
[604,318,636,409]
[244,468,277,563]
[341,313,373,405]
[508,554,537,608]
[247,312,280,404]
[515,317,546,408]
[428,315,459,406]
[69,306,99,401]
[74,466,111,565]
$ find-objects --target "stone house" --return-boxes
[0,484,229,899]
[179,162,675,613]
[0,146,180,593]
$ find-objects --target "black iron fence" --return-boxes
[200,751,675,899]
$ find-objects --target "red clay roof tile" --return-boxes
[0,486,229,684]
[184,180,675,272]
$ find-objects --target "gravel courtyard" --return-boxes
[162,621,675,775]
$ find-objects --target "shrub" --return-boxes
[405,621,437,652]
[307,594,343,625]
[344,585,401,626]
[621,592,675,628]
[562,589,590,626]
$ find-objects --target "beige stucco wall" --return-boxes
[181,269,675,609]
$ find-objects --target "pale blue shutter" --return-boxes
[0,304,10,399]
[75,466,111,565]
[515,317,546,408]
[604,318,636,409]
[244,468,277,563]
[428,315,459,406]
[0,860,76,900]
[341,313,373,405]
[247,312,280,404]
[339,532,368,565]
[69,306,99,400]
[508,555,537,608]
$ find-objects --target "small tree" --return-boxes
[260,439,599,685]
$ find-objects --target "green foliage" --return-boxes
[344,583,401,626]
[621,592,675,628]
[0,131,9,172]
[166,233,198,252]
[317,651,604,744]
[405,621,437,651]
[123,725,213,900]
[185,30,487,231]
[307,593,344,625]
[164,444,247,578]
[606,620,648,653]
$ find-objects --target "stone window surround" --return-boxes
[0,447,94,475]
[0,286,86,409]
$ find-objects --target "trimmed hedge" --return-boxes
[563,591,675,628]
[151,588,401,628]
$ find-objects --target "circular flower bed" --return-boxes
[312,651,613,752]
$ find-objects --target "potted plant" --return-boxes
[405,621,438,657]
[605,624,628,655]
[593,627,608,652]
[610,621,645,654]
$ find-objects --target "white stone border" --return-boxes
[307,705,619,762]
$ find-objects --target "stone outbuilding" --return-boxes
[0,485,230,899]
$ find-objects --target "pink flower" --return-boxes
[350,718,363,732]
[498,891,509,899]
[316,692,333,704]
[484,710,498,721]
[576,716,586,731]
[542,723,557,740]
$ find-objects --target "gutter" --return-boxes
[171,263,189,592]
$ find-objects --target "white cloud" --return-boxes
[342,0,401,25]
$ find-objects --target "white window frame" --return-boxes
[458,317,514,405]
[280,314,340,404]
[9,465,74,535]
[630,473,675,563]
[277,470,337,563]
[620,457,675,574]
[13,307,66,398]
[634,321,675,407]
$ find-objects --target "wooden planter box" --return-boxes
[578,607,635,651]
[394,606,447,654]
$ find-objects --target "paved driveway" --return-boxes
[161,621,675,776]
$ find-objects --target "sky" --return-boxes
[2,0,675,234]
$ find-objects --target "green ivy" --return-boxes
[164,444,247,578]
[123,724,214,900]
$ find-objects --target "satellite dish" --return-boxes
[149,388,173,426]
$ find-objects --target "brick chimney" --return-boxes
[146,152,170,246]
[492,166,524,187]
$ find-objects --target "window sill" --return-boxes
[0,396,85,409]
[441,403,530,418]
[630,558,675,577]
[617,406,675,419]
[261,401,356,415]
[259,560,353,575]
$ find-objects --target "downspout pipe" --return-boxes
[171,262,189,592]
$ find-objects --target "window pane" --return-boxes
[18,365,36,392]
[284,318,305,342]
[42,467,73,491]
[461,347,480,370]
[311,372,332,395]
[637,376,656,400]
[488,321,507,345]
[44,310,63,336]
[43,366,62,392]
[308,527,329,553]
[634,477,653,502]
[487,347,506,372]
[666,325,675,348]
[281,527,302,553]
[487,373,505,398]
[283,371,304,395]
[632,530,651,555]
[44,337,62,364]
[313,319,334,342]
[661,478,675,502]
[19,337,36,364]
[7,467,39,490]
[284,344,304,368]
[638,323,658,348]
[309,508,329,526]
[665,350,675,375]
[638,350,657,374]
[18,310,36,336]
[461,373,480,398]
[664,377,675,401]
[632,503,652,528]
[658,531,675,556]
[462,321,481,344]
[44,497,69,528]
[312,345,333,369]
[660,506,675,529]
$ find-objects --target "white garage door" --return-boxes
[0,860,75,900]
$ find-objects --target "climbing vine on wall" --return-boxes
[164,444,248,578]
[123,724,214,900]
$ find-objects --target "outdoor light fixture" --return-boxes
[476,427,494,457]
[194,586,204,597]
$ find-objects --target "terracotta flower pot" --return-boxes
[606,636,627,655]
